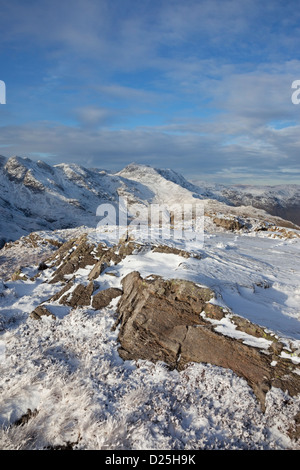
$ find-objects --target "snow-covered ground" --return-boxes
[0,225,300,450]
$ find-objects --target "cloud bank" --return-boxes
[0,0,299,184]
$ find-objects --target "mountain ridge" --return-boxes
[0,155,299,247]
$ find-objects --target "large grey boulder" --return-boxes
[115,272,300,411]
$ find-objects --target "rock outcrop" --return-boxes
[115,271,300,410]
[47,234,145,284]
[30,305,55,320]
[212,216,247,231]
[48,235,97,284]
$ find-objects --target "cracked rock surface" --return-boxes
[115,271,300,410]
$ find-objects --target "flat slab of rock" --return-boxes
[92,287,123,310]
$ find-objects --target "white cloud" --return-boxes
[0,116,298,184]
[74,106,116,128]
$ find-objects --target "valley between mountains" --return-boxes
[0,156,300,450]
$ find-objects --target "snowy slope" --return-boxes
[118,163,199,206]
[0,156,125,246]
[0,224,300,450]
[0,158,204,245]
[118,164,300,228]
[226,184,300,226]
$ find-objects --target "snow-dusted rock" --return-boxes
[115,271,300,411]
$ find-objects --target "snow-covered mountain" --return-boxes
[0,156,299,247]
[0,155,118,246]
[191,177,300,226]
[119,162,300,227]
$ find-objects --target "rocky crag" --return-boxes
[115,271,300,413]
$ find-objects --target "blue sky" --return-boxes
[0,0,300,184]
